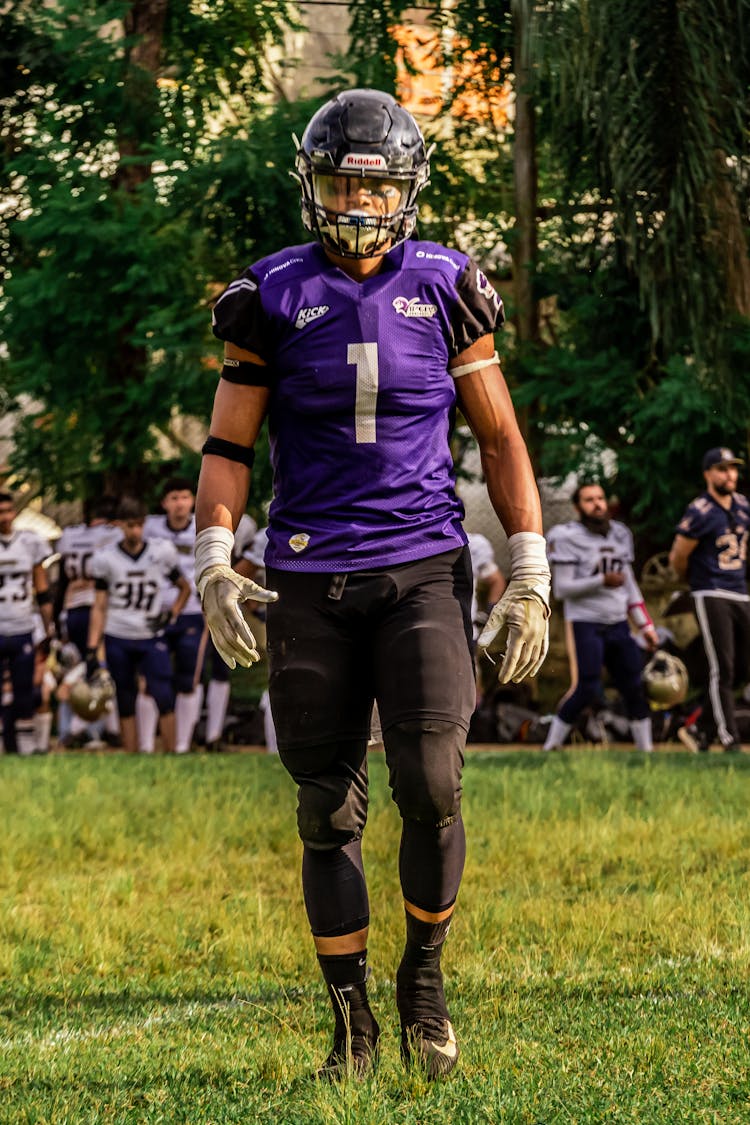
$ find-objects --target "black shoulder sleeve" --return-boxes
[448,259,505,357]
[211,268,272,361]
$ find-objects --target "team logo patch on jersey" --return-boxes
[289,533,310,553]
[392,296,438,319]
[295,305,330,330]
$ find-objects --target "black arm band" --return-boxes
[94,578,109,591]
[202,435,256,469]
[36,589,52,606]
[221,359,273,387]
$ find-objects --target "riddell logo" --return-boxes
[295,305,329,329]
[340,153,387,170]
[393,296,437,319]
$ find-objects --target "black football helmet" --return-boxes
[295,89,431,259]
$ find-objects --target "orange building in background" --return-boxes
[393,24,511,129]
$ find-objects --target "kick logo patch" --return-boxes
[392,296,438,319]
[289,533,310,553]
[295,305,329,330]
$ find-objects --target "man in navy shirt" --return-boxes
[194,89,551,1080]
[669,447,750,752]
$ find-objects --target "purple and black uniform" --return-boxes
[212,239,501,572]
[675,491,750,746]
[211,237,503,927]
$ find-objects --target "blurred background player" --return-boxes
[139,478,206,753]
[0,492,54,755]
[669,447,750,753]
[89,497,190,753]
[235,526,276,751]
[194,515,260,752]
[543,482,658,751]
[55,495,121,748]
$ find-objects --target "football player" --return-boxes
[0,492,54,755]
[56,496,121,655]
[194,89,551,1079]
[88,497,190,753]
[543,482,659,752]
[137,478,206,753]
[669,447,750,753]
[55,496,121,747]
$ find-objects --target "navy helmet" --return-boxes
[295,89,431,259]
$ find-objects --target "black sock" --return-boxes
[396,911,452,1022]
[317,950,377,1038]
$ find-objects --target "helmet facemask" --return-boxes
[293,89,432,259]
[300,167,423,258]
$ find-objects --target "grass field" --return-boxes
[1,747,749,1124]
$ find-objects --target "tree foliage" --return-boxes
[0,0,301,503]
[343,0,750,538]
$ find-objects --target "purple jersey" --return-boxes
[212,240,503,571]
[675,491,750,595]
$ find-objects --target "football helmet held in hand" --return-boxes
[642,650,689,709]
[70,668,115,721]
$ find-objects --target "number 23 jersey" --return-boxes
[211,239,503,572]
[675,491,750,595]
[0,530,50,636]
[92,540,181,639]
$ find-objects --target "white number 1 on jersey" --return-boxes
[347,342,378,444]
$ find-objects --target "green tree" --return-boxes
[344,0,750,539]
[0,0,300,503]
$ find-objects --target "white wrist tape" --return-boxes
[195,525,235,587]
[628,600,653,630]
[507,531,551,582]
[449,351,500,378]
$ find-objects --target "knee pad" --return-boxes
[279,741,368,851]
[384,719,463,827]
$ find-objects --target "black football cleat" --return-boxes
[401,1016,459,1079]
[315,1015,380,1082]
[397,960,458,1079]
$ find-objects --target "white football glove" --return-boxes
[477,532,551,684]
[197,565,278,670]
[194,526,278,670]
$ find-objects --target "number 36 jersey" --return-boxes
[0,530,50,636]
[674,490,750,596]
[92,540,181,639]
[211,239,504,572]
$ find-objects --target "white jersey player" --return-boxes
[92,537,183,639]
[0,492,54,756]
[547,520,648,625]
[466,533,507,642]
[140,479,207,753]
[0,528,51,636]
[88,498,190,754]
[543,482,657,752]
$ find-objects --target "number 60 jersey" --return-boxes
[211,239,503,573]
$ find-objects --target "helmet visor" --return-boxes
[312,173,409,217]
